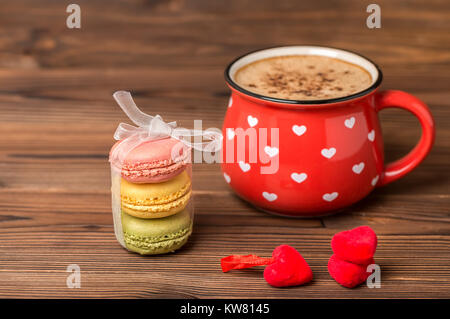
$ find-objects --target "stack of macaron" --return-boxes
[111,137,193,255]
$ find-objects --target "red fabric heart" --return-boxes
[221,245,313,288]
[331,226,377,265]
[263,245,313,287]
[328,254,374,288]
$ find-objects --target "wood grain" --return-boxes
[0,0,449,298]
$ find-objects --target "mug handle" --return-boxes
[375,90,435,186]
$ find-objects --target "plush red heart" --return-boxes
[328,254,374,288]
[263,245,313,287]
[331,226,377,265]
[221,245,313,288]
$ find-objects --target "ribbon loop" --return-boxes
[109,91,222,165]
[113,91,152,127]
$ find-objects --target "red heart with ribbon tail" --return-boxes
[221,245,313,287]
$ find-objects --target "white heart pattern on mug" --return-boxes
[292,125,307,136]
[352,162,365,174]
[223,172,231,183]
[238,161,251,172]
[228,97,233,108]
[291,172,307,184]
[368,130,375,142]
[262,192,277,202]
[227,128,235,140]
[247,115,258,127]
[321,147,336,159]
[264,146,279,158]
[344,117,355,129]
[371,175,379,186]
[323,192,339,202]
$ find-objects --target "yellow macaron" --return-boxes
[121,170,191,219]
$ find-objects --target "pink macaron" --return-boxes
[110,137,190,183]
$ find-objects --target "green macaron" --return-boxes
[122,209,193,255]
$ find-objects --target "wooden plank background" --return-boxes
[0,0,449,298]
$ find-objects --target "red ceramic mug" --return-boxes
[221,46,435,217]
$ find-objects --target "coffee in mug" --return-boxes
[234,55,372,101]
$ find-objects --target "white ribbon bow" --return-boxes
[109,91,222,165]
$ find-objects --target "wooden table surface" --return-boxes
[0,0,449,298]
